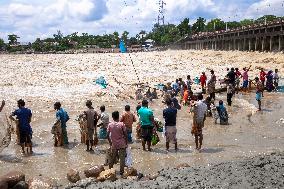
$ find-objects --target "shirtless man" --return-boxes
[255,77,263,111]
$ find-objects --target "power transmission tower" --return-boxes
[157,0,166,26]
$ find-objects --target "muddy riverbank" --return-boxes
[66,151,284,189]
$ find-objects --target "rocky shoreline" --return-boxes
[66,152,284,189]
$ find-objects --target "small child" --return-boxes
[98,105,109,139]
[227,83,234,106]
[216,100,228,125]
[200,72,207,93]
[273,69,279,89]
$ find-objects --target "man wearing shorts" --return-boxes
[255,77,263,111]
[98,105,109,139]
[242,65,251,91]
[192,94,207,150]
[163,99,178,151]
[138,100,154,151]
[10,99,33,154]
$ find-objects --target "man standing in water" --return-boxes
[255,77,263,111]
[259,68,266,97]
[54,102,70,146]
[186,75,193,92]
[242,65,251,92]
[227,68,236,86]
[273,69,279,89]
[98,105,109,139]
[0,100,5,112]
[10,99,33,154]
[235,68,242,94]
[107,111,127,175]
[200,72,207,93]
[207,70,216,100]
[192,94,207,151]
[81,100,99,151]
[120,105,137,143]
[163,99,178,151]
[138,100,154,151]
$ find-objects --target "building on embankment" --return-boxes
[178,19,284,52]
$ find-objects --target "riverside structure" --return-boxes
[180,19,284,52]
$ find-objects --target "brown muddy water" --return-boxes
[0,51,284,187]
[0,92,284,187]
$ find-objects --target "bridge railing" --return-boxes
[188,18,284,41]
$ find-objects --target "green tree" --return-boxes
[53,30,63,42]
[226,21,242,30]
[137,30,146,44]
[240,19,254,26]
[121,31,129,44]
[128,37,138,46]
[206,18,225,32]
[0,38,5,50]
[177,18,191,36]
[32,38,43,52]
[256,15,277,24]
[192,17,206,33]
[113,31,120,47]
[8,34,19,45]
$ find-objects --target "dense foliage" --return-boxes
[1,15,283,52]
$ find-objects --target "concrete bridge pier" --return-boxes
[255,38,258,51]
[270,37,273,51]
[279,35,282,51]
[261,37,265,51]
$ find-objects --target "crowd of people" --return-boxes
[0,66,281,175]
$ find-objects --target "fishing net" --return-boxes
[0,112,11,153]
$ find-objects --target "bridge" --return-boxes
[176,19,284,52]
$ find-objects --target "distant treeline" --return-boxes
[0,15,283,53]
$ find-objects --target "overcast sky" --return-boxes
[0,0,283,42]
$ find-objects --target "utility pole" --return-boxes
[157,0,166,26]
[226,17,230,31]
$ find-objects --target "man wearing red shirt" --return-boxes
[260,68,266,85]
[259,68,266,97]
[200,72,207,93]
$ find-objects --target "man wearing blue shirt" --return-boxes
[54,102,70,146]
[163,99,178,151]
[10,99,33,154]
[138,100,154,151]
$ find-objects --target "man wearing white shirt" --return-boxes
[192,94,207,150]
[273,69,279,89]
